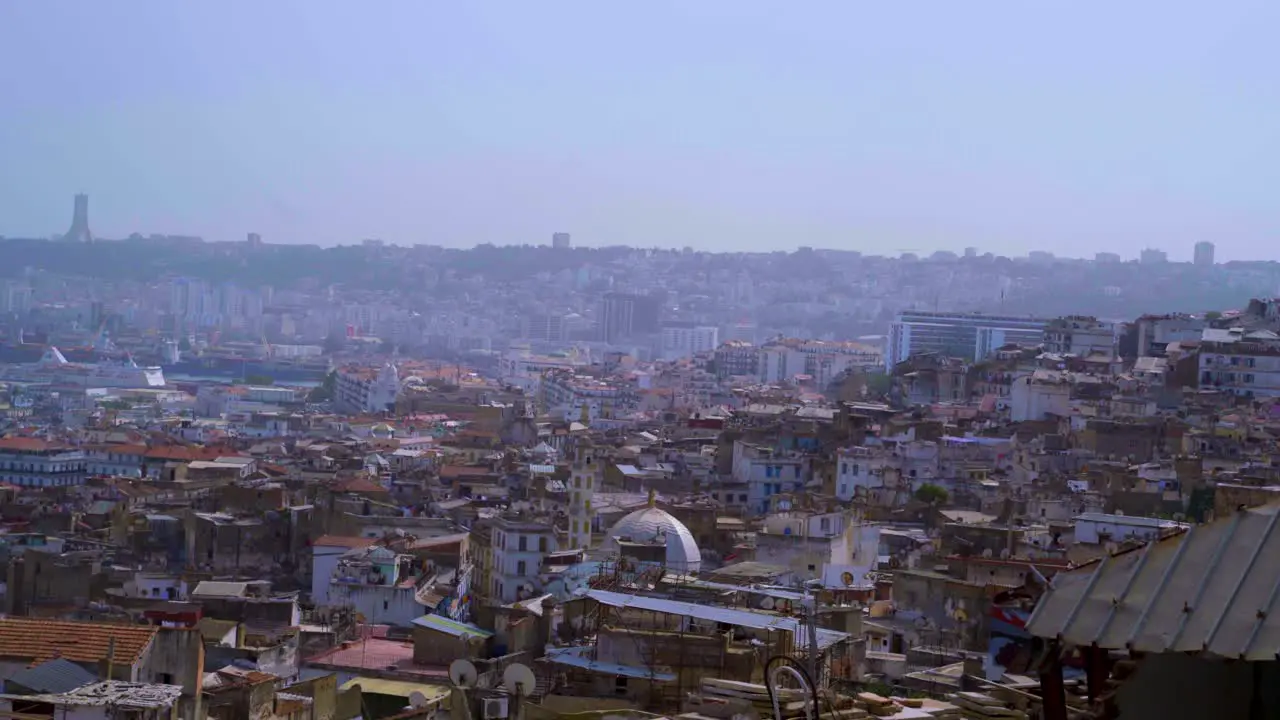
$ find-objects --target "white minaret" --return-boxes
[570,439,600,550]
[369,360,400,413]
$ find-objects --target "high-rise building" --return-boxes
[523,313,568,342]
[552,232,571,249]
[660,322,719,360]
[64,193,93,243]
[1140,248,1168,264]
[247,232,263,249]
[887,310,1049,370]
[1194,241,1215,267]
[1095,252,1122,263]
[597,293,660,343]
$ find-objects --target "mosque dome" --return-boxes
[603,500,701,573]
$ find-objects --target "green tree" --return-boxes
[244,374,274,386]
[307,371,337,402]
[863,372,893,398]
[914,483,949,505]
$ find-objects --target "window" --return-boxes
[518,535,527,551]
[517,560,527,575]
[539,536,548,552]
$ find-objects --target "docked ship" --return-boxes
[159,351,331,383]
[0,347,166,388]
[0,342,105,365]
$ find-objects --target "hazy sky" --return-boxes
[3,2,1279,260]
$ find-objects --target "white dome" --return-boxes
[604,506,701,573]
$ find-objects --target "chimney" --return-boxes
[535,597,557,658]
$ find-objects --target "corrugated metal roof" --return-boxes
[1073,512,1185,529]
[1026,504,1280,659]
[191,581,249,599]
[410,614,493,639]
[546,647,676,680]
[586,590,849,650]
[7,658,97,694]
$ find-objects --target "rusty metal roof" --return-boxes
[1026,503,1280,659]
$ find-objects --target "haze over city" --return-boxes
[4,1,1280,259]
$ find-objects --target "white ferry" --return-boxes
[0,347,167,388]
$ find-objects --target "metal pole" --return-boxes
[804,591,819,688]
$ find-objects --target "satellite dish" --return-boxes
[450,659,478,688]
[760,596,776,610]
[503,663,536,695]
[409,691,429,708]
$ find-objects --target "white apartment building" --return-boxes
[1008,370,1073,422]
[499,347,585,394]
[887,311,1048,370]
[334,362,400,414]
[1074,513,1188,545]
[1135,314,1206,357]
[326,545,427,627]
[758,339,881,387]
[835,447,890,502]
[1043,316,1116,357]
[0,438,87,487]
[490,516,561,603]
[1199,331,1280,398]
[732,440,809,514]
[540,370,632,423]
[659,323,719,361]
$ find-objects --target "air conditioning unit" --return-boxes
[484,697,510,719]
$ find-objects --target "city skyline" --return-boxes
[1,192,1246,265]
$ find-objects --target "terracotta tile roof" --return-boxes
[0,437,65,453]
[0,619,158,665]
[439,465,492,480]
[144,446,231,462]
[313,535,376,550]
[331,476,388,494]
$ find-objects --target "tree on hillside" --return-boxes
[914,483,949,505]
